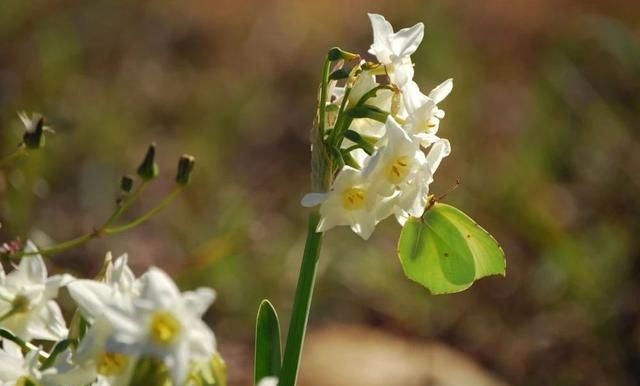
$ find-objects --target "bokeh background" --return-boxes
[1,1,639,385]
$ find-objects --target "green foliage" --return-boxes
[0,328,29,351]
[254,300,282,384]
[397,203,506,294]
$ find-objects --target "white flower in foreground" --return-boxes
[0,339,94,386]
[257,377,279,386]
[0,339,42,385]
[368,13,424,87]
[67,254,140,386]
[302,167,393,240]
[73,318,136,386]
[392,138,451,225]
[101,267,216,385]
[39,349,98,386]
[0,242,70,341]
[364,116,423,196]
[403,79,453,145]
[67,253,139,322]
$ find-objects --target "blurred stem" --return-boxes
[0,145,27,169]
[102,182,148,228]
[12,184,181,259]
[279,209,323,386]
[104,187,182,234]
[318,57,332,136]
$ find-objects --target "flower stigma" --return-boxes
[98,352,129,376]
[11,294,31,313]
[149,310,182,345]
[386,156,412,184]
[342,188,367,210]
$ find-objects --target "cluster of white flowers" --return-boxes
[0,243,219,386]
[302,14,453,239]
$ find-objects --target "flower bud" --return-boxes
[120,175,134,193]
[175,154,195,185]
[328,68,350,81]
[137,143,159,181]
[22,115,46,149]
[327,47,359,61]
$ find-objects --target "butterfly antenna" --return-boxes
[435,178,461,202]
[421,179,461,220]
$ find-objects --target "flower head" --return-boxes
[368,13,424,87]
[402,79,453,145]
[0,242,70,341]
[302,167,393,240]
[100,267,216,385]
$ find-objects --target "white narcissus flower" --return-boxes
[74,318,137,386]
[363,116,424,196]
[0,339,94,386]
[67,254,140,386]
[0,241,70,341]
[302,167,393,240]
[368,13,424,87]
[392,138,451,225]
[67,253,139,322]
[402,79,453,145]
[101,267,217,386]
[0,339,42,386]
[39,349,98,386]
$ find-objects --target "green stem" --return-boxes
[11,185,181,259]
[104,187,181,234]
[19,233,94,258]
[0,146,27,169]
[318,57,332,135]
[102,182,147,228]
[279,210,323,386]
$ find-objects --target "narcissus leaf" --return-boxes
[254,300,281,384]
[397,203,506,294]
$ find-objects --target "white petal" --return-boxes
[426,139,451,174]
[18,241,47,284]
[428,78,453,105]
[368,13,394,63]
[27,300,68,341]
[140,267,181,308]
[111,254,135,289]
[301,193,327,208]
[350,211,377,240]
[187,319,217,359]
[390,61,414,87]
[17,111,32,129]
[182,288,216,318]
[67,280,113,321]
[402,81,429,113]
[257,377,279,386]
[165,342,190,385]
[2,339,23,359]
[391,22,424,58]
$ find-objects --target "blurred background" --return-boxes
[1,0,639,385]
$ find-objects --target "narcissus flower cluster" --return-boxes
[0,247,221,386]
[302,13,452,239]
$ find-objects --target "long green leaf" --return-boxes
[254,299,282,384]
[398,203,506,294]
